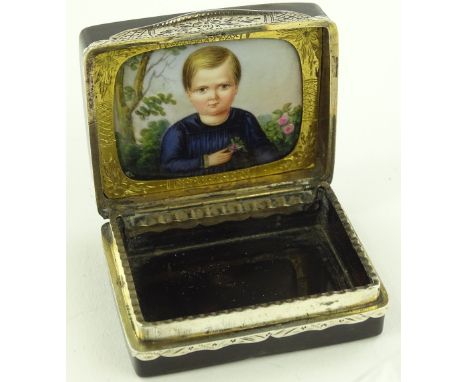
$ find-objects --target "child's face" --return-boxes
[187,59,238,118]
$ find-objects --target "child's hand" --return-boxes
[206,148,233,167]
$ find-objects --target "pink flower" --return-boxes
[278,113,289,126]
[282,123,295,135]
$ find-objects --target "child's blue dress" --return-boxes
[160,108,279,176]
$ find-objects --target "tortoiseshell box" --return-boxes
[80,2,388,377]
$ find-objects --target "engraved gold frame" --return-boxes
[83,17,338,213]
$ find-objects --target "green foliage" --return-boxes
[257,114,272,126]
[123,86,135,102]
[117,119,170,179]
[135,93,177,119]
[126,56,141,70]
[260,103,302,155]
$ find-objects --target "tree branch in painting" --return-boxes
[115,46,186,178]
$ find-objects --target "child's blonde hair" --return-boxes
[183,46,241,91]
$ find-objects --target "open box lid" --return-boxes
[81,3,338,218]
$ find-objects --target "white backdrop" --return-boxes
[67,1,400,381]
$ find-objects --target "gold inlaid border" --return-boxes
[85,23,327,201]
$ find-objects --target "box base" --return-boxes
[99,184,388,376]
[130,316,384,377]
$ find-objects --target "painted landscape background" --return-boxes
[114,39,303,179]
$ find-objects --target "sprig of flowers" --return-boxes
[278,112,295,135]
[259,103,302,154]
[228,137,247,152]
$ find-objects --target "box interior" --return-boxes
[117,189,371,323]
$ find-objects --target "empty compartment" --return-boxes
[119,189,371,322]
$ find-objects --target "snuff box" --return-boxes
[80,2,388,376]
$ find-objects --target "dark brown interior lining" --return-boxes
[119,188,370,322]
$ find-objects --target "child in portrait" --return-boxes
[160,46,279,176]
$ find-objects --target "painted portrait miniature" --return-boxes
[115,40,303,179]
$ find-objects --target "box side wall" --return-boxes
[131,316,384,377]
